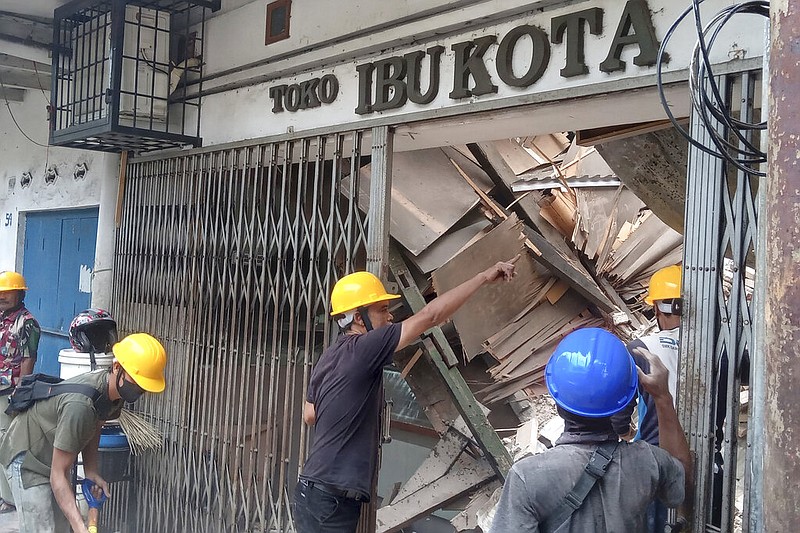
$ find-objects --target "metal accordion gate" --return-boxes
[110,129,379,532]
[679,68,764,532]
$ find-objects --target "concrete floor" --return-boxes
[0,509,18,533]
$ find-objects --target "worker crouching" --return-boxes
[0,331,167,533]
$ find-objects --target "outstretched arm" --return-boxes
[396,255,519,351]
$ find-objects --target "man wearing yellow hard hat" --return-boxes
[294,257,519,533]
[0,331,167,533]
[0,271,40,515]
[612,264,682,533]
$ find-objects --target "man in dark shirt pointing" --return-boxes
[294,258,518,533]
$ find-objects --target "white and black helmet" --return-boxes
[69,308,118,353]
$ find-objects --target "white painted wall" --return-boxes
[0,87,119,308]
[203,0,469,76]
[197,0,765,146]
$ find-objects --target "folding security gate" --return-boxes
[110,129,385,532]
[680,69,764,532]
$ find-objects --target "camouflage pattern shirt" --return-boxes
[0,304,41,384]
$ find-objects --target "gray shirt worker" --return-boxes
[300,322,401,500]
[489,433,685,533]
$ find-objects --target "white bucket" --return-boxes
[58,349,114,380]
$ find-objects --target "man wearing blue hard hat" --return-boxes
[490,328,692,533]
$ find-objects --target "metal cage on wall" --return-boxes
[108,131,377,532]
[50,0,219,153]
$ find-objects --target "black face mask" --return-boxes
[116,369,146,403]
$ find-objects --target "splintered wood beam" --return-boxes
[389,246,512,479]
[465,142,618,313]
[520,225,617,313]
[375,431,496,533]
[467,142,571,246]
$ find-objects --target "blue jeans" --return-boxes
[6,453,71,533]
[293,480,362,533]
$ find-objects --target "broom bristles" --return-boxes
[117,408,164,456]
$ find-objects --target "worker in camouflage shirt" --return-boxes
[0,271,40,514]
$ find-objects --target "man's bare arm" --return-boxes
[19,357,35,377]
[51,447,90,533]
[81,423,110,498]
[303,401,316,425]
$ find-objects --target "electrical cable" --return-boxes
[0,73,50,149]
[656,0,769,177]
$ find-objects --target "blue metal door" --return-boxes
[23,209,99,375]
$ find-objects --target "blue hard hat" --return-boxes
[545,328,638,418]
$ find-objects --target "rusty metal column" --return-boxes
[764,2,800,531]
[367,126,393,279]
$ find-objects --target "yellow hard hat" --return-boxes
[0,271,28,292]
[330,272,401,316]
[645,265,682,305]
[112,333,167,393]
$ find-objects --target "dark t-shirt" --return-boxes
[300,323,402,500]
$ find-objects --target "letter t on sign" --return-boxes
[551,8,604,78]
[599,0,661,73]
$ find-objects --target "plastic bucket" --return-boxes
[98,425,131,482]
[58,349,114,380]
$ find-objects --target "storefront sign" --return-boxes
[267,0,660,115]
[269,74,339,112]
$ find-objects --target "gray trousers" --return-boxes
[0,396,14,505]
[5,454,71,533]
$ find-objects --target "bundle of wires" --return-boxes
[657,0,769,177]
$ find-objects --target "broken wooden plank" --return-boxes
[355,147,494,255]
[597,276,644,329]
[410,210,491,273]
[392,428,470,502]
[432,215,538,359]
[399,348,424,379]
[390,247,512,479]
[392,347,458,435]
[450,481,503,532]
[467,142,618,314]
[521,225,617,313]
[376,449,496,533]
[467,142,572,249]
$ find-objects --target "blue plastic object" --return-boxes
[82,479,107,509]
[99,425,129,449]
[545,328,638,418]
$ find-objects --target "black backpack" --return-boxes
[5,373,101,416]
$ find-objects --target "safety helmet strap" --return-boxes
[358,306,374,332]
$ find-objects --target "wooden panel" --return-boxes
[355,146,493,255]
[432,215,539,360]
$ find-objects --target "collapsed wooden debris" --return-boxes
[412,136,682,406]
[349,134,685,530]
